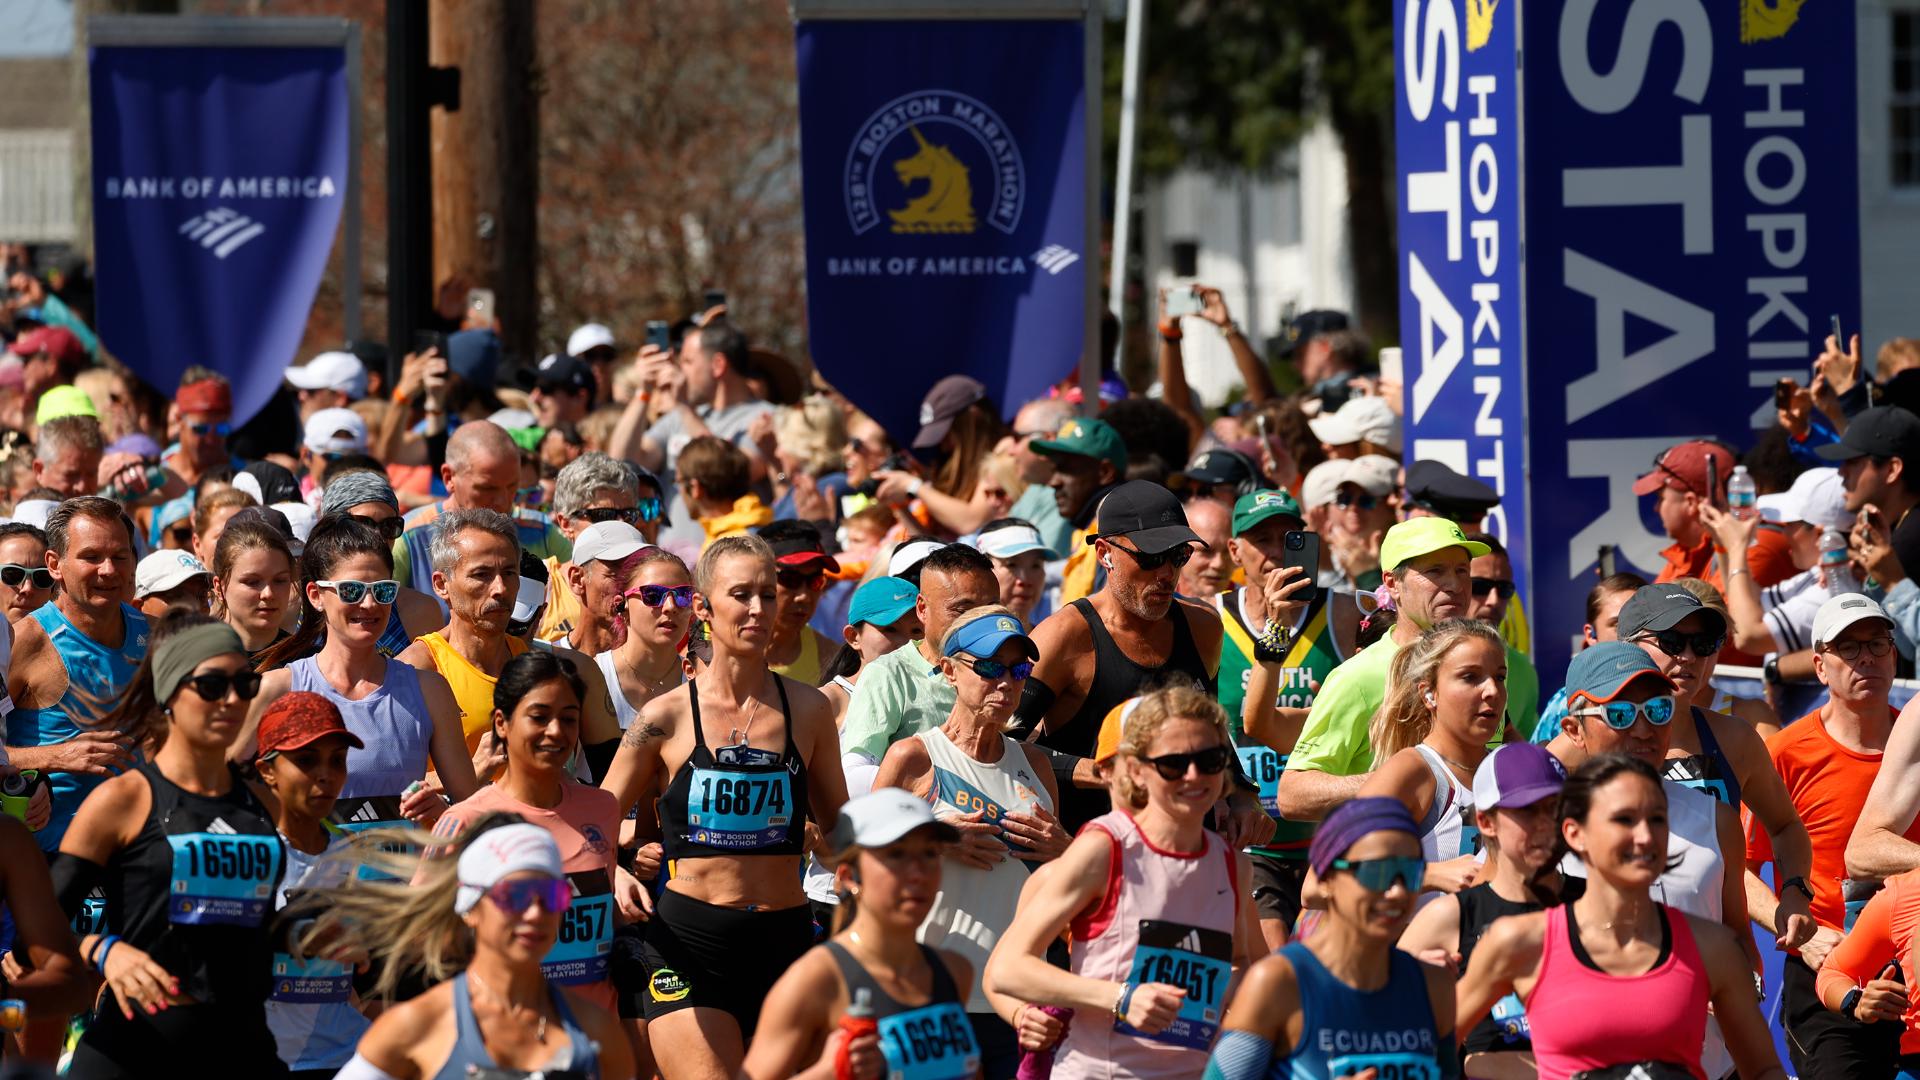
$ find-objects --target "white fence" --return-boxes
[0,129,74,243]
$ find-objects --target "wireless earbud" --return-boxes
[1423,691,1436,707]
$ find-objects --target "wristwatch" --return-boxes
[1763,655,1783,686]
[1781,875,1815,904]
[1841,985,1865,1018]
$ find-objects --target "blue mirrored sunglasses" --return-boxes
[1573,695,1676,730]
[1328,853,1426,893]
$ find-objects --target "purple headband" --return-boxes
[1308,797,1420,879]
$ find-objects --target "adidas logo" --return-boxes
[1175,929,1204,953]
[205,817,237,835]
[178,208,267,259]
[1033,245,1080,275]
[345,801,382,824]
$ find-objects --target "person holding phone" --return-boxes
[1634,440,1795,596]
[1816,870,1920,1065]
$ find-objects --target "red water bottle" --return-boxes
[1014,1004,1073,1079]
[835,988,878,1080]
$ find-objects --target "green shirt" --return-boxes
[840,642,954,762]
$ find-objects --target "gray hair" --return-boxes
[428,507,520,575]
[36,416,103,464]
[553,452,636,520]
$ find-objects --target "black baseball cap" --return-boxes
[1815,405,1920,463]
[1404,460,1500,519]
[1183,449,1258,490]
[521,352,596,394]
[1277,310,1350,357]
[1616,584,1727,640]
[1093,480,1201,555]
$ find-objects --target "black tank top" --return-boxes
[1041,598,1214,831]
[660,676,811,860]
[824,942,977,1078]
[109,762,285,1004]
[1457,883,1542,1055]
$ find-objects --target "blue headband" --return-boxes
[1308,797,1420,879]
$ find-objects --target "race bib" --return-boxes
[1116,920,1232,1050]
[542,871,614,986]
[70,884,108,938]
[1489,992,1530,1045]
[1661,755,1733,806]
[166,832,281,926]
[330,795,408,881]
[269,951,352,1004]
[1235,744,1283,816]
[1327,1052,1439,1079]
[687,767,792,849]
[877,1002,979,1080]
[1457,804,1481,858]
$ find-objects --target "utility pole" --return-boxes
[386,0,459,385]
[429,0,537,364]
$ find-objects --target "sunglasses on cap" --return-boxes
[1104,541,1193,572]
[188,421,232,438]
[1139,745,1231,780]
[1327,853,1426,893]
[1636,628,1724,658]
[347,513,405,544]
[477,876,571,917]
[960,656,1034,681]
[315,578,401,605]
[0,564,52,590]
[1572,695,1676,730]
[582,500,662,525]
[630,584,694,609]
[777,567,828,591]
[1470,577,1515,598]
[182,669,264,702]
[1334,491,1380,510]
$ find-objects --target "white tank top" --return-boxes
[593,649,678,730]
[1412,744,1480,861]
[915,725,1052,1013]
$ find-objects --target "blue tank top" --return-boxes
[375,606,413,660]
[430,972,599,1080]
[1662,706,1743,809]
[288,655,432,800]
[6,603,150,850]
[1276,941,1445,1080]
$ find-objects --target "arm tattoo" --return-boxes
[622,720,667,749]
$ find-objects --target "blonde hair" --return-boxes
[1113,683,1232,811]
[1368,619,1507,763]
[938,603,1023,655]
[578,405,623,453]
[977,452,1027,505]
[1672,577,1729,625]
[291,812,524,1001]
[775,395,847,477]
[695,533,774,595]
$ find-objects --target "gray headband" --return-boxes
[319,471,400,519]
[152,623,246,705]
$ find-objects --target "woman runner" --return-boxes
[598,547,693,727]
[212,512,296,666]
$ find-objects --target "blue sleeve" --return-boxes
[1531,686,1569,744]
[1785,413,1841,467]
[1204,1029,1274,1080]
[1880,578,1920,660]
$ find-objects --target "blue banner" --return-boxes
[794,19,1087,445]
[1521,0,1861,689]
[1395,0,1529,648]
[91,44,349,425]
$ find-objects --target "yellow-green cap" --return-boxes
[1378,516,1489,573]
[35,384,98,426]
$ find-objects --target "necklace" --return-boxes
[1428,744,1477,781]
[726,676,765,746]
[467,967,548,1044]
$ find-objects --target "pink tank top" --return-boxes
[1528,903,1709,1080]
[1056,810,1237,1080]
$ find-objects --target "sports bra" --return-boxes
[1662,706,1742,809]
[824,942,977,1080]
[429,973,599,1080]
[659,677,811,860]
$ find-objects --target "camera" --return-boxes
[1285,532,1307,551]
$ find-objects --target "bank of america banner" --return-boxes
[795,19,1087,444]
[1395,0,1528,650]
[91,43,349,425]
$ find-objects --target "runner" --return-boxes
[54,614,286,1079]
[1814,864,1920,1066]
[320,820,635,1080]
[974,517,1055,629]
[548,519,650,657]
[251,691,371,1079]
[871,606,1067,1076]
[818,576,921,728]
[598,546,694,728]
[598,533,848,1079]
[985,683,1256,1080]
[1357,619,1509,897]
[211,512,296,665]
[742,789,978,1080]
[1202,798,1455,1080]
[1397,742,1573,1076]
[315,470,447,659]
[248,516,476,824]
[1454,754,1786,1080]
[0,813,92,1056]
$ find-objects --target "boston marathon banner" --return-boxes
[795,18,1088,444]
[91,39,349,425]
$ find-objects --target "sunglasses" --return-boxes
[0,564,52,590]
[1327,854,1426,893]
[961,656,1034,681]
[183,669,263,702]
[478,876,571,917]
[1637,629,1724,659]
[581,501,662,525]
[1334,491,1380,510]
[631,584,695,609]
[1104,541,1193,572]
[1825,636,1897,662]
[188,421,232,438]
[777,568,828,591]
[315,578,401,605]
[1139,745,1232,780]
[1470,577,1515,598]
[348,514,406,544]
[1572,695,1677,730]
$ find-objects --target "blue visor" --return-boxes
[943,612,1038,661]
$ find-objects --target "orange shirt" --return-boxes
[1657,528,1793,667]
[1745,705,1909,930]
[1816,867,1920,1054]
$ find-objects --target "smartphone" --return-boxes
[1165,286,1204,318]
[467,288,495,326]
[412,329,449,358]
[1831,313,1844,347]
[645,320,671,352]
[1280,530,1322,604]
[703,289,726,312]
[1774,378,1795,410]
[1706,453,1721,509]
[1378,346,1404,386]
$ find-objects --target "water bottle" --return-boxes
[835,988,877,1080]
[97,464,169,503]
[1820,527,1859,594]
[0,769,39,828]
[1727,465,1757,521]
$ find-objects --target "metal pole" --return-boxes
[1105,0,1143,323]
[1080,0,1103,412]
[386,0,432,386]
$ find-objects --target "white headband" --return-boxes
[453,823,565,913]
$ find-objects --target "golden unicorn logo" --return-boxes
[1742,0,1807,43]
[1467,0,1498,51]
[888,126,976,234]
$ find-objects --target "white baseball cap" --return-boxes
[512,574,549,626]
[826,789,961,853]
[567,323,617,357]
[1344,455,1400,498]
[303,407,368,455]
[888,539,945,578]
[135,549,210,600]
[285,351,368,399]
[1812,592,1894,650]
[272,502,317,556]
[572,521,648,566]
[1307,396,1402,452]
[1300,460,1351,511]
[1757,467,1852,531]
